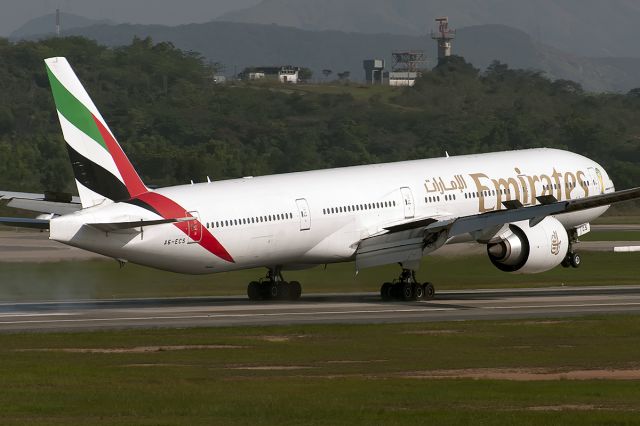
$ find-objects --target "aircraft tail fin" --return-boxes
[44,57,148,208]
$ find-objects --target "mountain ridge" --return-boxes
[11,19,640,93]
[220,0,640,58]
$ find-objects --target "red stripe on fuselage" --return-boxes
[136,191,235,263]
[92,115,147,198]
[91,115,233,263]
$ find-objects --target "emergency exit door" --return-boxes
[400,187,415,219]
[295,198,311,231]
[186,211,202,243]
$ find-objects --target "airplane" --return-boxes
[1,57,639,302]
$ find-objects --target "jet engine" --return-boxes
[486,217,569,274]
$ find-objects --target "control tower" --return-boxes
[430,17,456,64]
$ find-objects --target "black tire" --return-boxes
[561,258,571,268]
[570,252,581,268]
[247,281,262,300]
[423,282,435,300]
[259,282,271,299]
[380,282,393,300]
[391,283,401,299]
[413,283,424,300]
[401,282,414,301]
[269,282,280,299]
[280,282,292,300]
[289,281,302,300]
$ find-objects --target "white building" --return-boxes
[241,66,300,84]
[388,71,419,87]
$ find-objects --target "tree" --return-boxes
[337,71,350,81]
[627,88,640,98]
[322,69,332,80]
[298,67,313,82]
[552,79,583,95]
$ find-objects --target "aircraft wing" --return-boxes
[0,191,81,215]
[355,186,640,270]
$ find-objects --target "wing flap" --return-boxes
[355,227,448,270]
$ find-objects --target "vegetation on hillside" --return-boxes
[0,37,639,195]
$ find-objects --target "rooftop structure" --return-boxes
[389,50,426,86]
[430,17,456,64]
[363,59,385,85]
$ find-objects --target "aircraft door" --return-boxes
[186,211,202,243]
[295,198,311,231]
[400,187,415,219]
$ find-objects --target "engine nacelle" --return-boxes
[487,217,569,274]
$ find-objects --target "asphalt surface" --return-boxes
[1,285,640,332]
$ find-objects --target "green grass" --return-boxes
[239,80,401,103]
[1,316,640,424]
[0,251,638,301]
[593,215,640,225]
[581,230,640,241]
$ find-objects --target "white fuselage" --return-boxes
[49,148,614,274]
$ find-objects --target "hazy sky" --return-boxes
[0,0,261,36]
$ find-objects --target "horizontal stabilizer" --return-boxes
[7,198,81,215]
[1,190,81,215]
[0,217,50,230]
[87,217,194,232]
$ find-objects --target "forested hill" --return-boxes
[0,37,639,197]
[37,21,640,93]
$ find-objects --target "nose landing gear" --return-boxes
[561,231,582,269]
[561,251,581,268]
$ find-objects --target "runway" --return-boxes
[1,285,640,332]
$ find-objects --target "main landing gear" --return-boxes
[380,269,435,301]
[247,267,302,301]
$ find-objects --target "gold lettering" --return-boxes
[515,167,530,205]
[492,177,520,209]
[470,173,494,213]
[526,175,540,204]
[551,168,563,200]
[564,172,577,200]
[576,170,589,197]
[540,174,553,196]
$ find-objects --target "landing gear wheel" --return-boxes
[401,282,414,301]
[570,252,581,268]
[423,282,435,300]
[413,283,425,300]
[269,282,280,299]
[380,282,393,300]
[248,268,304,301]
[561,258,571,268]
[247,281,262,300]
[288,281,302,300]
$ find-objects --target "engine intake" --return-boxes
[487,217,569,274]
